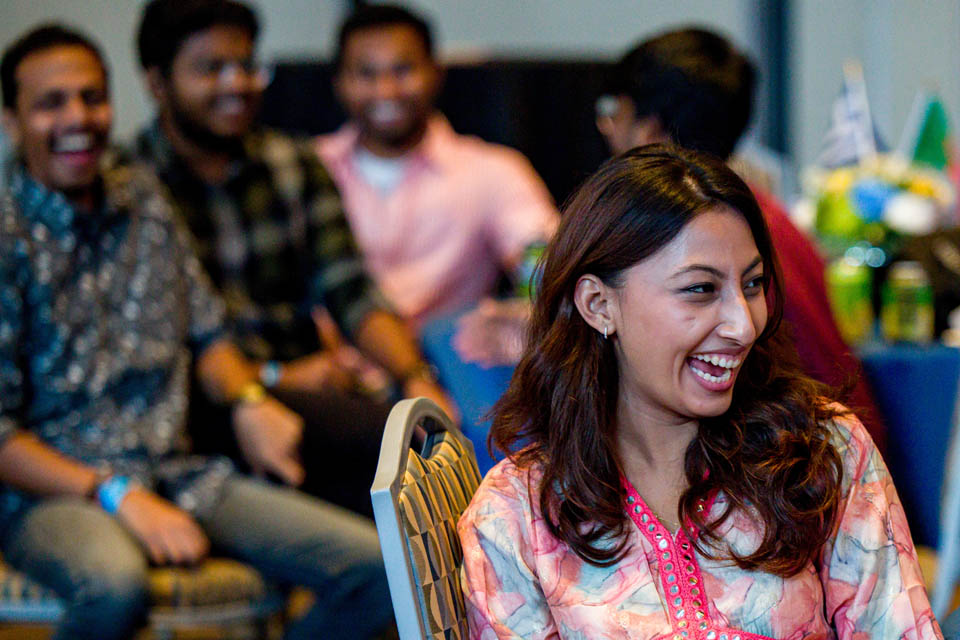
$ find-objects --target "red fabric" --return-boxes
[753,186,887,453]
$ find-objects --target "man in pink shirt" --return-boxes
[316,4,558,328]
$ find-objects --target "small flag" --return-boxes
[899,91,953,171]
[818,61,880,168]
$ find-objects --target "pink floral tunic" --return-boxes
[458,413,942,639]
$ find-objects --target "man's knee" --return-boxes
[60,524,150,632]
[4,499,151,631]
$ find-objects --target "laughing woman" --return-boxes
[458,144,942,639]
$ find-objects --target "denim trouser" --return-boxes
[2,475,394,640]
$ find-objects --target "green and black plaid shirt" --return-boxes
[132,121,388,362]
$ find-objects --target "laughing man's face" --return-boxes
[5,45,112,200]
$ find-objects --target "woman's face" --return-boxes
[608,207,767,424]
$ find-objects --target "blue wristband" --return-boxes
[97,476,132,514]
[259,360,283,388]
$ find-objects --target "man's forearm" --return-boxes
[354,310,429,381]
[0,431,99,498]
[195,338,260,404]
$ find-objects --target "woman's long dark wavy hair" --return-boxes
[490,144,844,577]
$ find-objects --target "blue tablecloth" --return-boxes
[423,308,960,548]
[859,342,960,548]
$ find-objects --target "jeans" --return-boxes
[2,475,393,640]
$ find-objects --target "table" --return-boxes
[859,342,960,548]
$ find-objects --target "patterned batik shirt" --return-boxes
[0,156,235,530]
[131,121,388,362]
[459,411,942,640]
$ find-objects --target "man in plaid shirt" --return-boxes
[131,0,452,518]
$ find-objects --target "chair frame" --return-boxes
[370,397,476,640]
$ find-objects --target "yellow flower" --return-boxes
[824,168,855,194]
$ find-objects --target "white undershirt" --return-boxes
[352,147,409,194]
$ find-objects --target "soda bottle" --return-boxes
[826,258,875,346]
[881,260,935,343]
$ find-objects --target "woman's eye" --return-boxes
[685,283,715,294]
[744,276,764,291]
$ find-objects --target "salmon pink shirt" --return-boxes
[458,412,941,639]
[316,115,558,327]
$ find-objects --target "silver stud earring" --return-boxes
[603,326,608,339]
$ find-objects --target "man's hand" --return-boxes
[453,298,531,367]
[116,487,209,566]
[312,306,392,397]
[275,351,356,394]
[233,396,305,486]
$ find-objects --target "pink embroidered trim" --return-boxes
[621,476,774,640]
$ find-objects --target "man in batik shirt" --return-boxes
[0,24,392,640]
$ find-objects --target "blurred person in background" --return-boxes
[131,0,451,519]
[317,3,559,329]
[0,24,392,639]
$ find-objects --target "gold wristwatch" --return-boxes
[236,381,267,406]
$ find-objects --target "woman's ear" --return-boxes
[573,274,617,338]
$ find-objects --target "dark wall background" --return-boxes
[261,60,613,205]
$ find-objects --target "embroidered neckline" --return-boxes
[620,476,773,640]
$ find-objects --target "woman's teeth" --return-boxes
[691,353,741,369]
[691,366,731,384]
[689,353,741,385]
